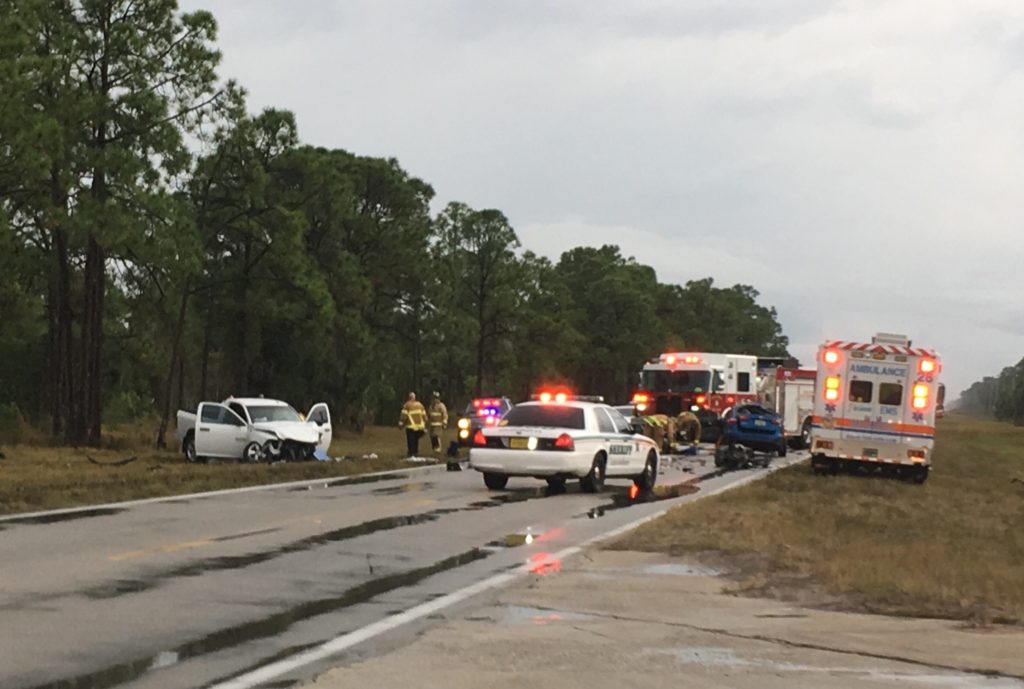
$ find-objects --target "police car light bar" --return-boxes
[531,391,605,403]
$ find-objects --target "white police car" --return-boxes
[468,392,659,493]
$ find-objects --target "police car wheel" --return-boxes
[483,472,509,490]
[634,451,657,490]
[545,477,567,493]
[580,454,606,493]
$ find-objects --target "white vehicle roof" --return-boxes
[225,397,292,407]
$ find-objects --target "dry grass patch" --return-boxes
[610,414,1024,624]
[0,424,448,515]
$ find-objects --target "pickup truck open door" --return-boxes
[307,403,332,454]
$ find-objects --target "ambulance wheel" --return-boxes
[483,473,509,490]
[911,467,929,484]
[811,454,828,475]
[580,453,606,493]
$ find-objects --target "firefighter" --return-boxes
[640,413,673,454]
[427,392,454,468]
[676,410,702,450]
[398,392,427,457]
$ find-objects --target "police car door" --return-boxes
[596,407,634,476]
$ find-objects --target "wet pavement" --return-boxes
[0,449,799,689]
[308,550,1024,689]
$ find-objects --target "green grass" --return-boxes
[610,413,1024,624]
[0,424,453,515]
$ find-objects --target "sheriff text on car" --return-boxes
[468,391,660,493]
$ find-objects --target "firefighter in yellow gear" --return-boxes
[399,392,427,457]
[675,410,702,447]
[640,413,675,453]
[427,392,454,468]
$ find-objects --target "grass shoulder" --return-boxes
[0,424,444,515]
[610,413,1024,625]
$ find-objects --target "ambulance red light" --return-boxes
[473,430,487,446]
[919,359,936,374]
[823,350,840,365]
[553,433,575,451]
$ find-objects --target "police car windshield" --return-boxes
[502,405,585,429]
[640,370,711,393]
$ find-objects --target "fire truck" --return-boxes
[760,367,817,448]
[810,333,941,483]
[631,352,759,442]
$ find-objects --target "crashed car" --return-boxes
[175,397,332,463]
[714,403,786,469]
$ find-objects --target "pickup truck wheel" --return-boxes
[243,441,264,463]
[183,433,198,463]
[580,453,606,493]
[483,472,508,490]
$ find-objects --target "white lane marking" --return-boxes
[208,455,806,689]
[0,465,442,524]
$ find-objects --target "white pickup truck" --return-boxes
[175,397,332,463]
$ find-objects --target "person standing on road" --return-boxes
[399,392,427,457]
[427,391,450,459]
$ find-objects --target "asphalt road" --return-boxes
[0,450,805,689]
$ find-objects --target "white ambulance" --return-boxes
[810,333,941,483]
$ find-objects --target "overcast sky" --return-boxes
[179,0,1024,398]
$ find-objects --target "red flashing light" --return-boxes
[695,395,706,405]
[684,355,701,364]
[553,433,575,451]
[628,484,640,500]
[632,392,649,404]
[919,359,936,374]
[484,417,497,426]
[823,350,841,365]
[539,391,552,403]
[727,396,735,404]
[473,400,482,408]
[472,430,487,446]
[555,392,568,403]
[665,354,677,366]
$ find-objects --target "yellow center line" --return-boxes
[109,538,215,561]
[107,513,328,562]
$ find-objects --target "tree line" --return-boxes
[956,358,1024,424]
[0,1,791,447]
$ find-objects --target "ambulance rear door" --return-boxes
[843,355,912,457]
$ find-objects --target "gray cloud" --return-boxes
[181,0,1024,397]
